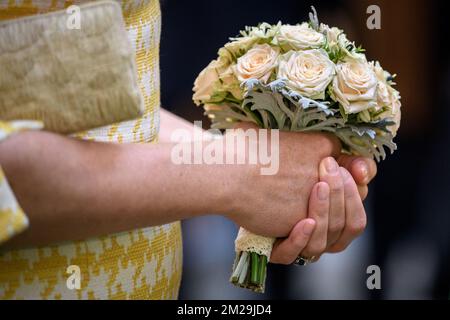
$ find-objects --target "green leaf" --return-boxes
[203,79,398,162]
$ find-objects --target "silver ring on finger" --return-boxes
[294,255,316,266]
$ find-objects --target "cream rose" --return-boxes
[233,44,279,83]
[193,48,245,104]
[380,85,402,137]
[367,62,401,136]
[277,49,335,99]
[376,81,391,110]
[388,91,401,136]
[192,60,221,105]
[372,61,395,110]
[216,48,242,99]
[224,36,258,58]
[331,60,378,114]
[277,23,325,50]
[320,24,347,50]
[320,23,366,61]
[219,65,243,101]
[320,24,341,45]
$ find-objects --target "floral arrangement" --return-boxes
[192,8,401,293]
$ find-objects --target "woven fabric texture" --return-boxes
[0,0,182,300]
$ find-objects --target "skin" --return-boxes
[0,109,376,265]
[161,111,375,263]
[271,160,368,264]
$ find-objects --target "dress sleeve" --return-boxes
[0,120,43,245]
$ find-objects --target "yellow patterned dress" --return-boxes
[0,0,183,299]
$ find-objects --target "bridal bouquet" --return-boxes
[193,8,401,293]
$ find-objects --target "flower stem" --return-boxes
[250,252,259,285]
[258,255,267,286]
[238,256,249,285]
[231,251,247,282]
[230,251,269,293]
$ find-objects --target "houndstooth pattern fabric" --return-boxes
[0,0,183,299]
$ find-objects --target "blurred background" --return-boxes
[159,0,450,299]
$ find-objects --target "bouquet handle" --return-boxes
[230,228,275,293]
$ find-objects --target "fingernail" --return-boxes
[303,221,315,235]
[325,157,338,174]
[317,183,329,200]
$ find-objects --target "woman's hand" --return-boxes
[223,128,341,239]
[224,124,376,239]
[270,157,369,264]
[0,118,375,248]
[337,154,377,201]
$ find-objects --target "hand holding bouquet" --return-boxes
[193,8,401,293]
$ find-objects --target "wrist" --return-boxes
[165,137,241,219]
[196,137,253,221]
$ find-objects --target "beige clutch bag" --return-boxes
[0,1,143,134]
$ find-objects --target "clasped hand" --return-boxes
[225,126,377,265]
[270,155,376,264]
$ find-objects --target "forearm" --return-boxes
[0,120,367,248]
[159,108,197,143]
[159,108,216,143]
[0,131,228,247]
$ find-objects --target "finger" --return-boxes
[301,182,330,259]
[328,168,367,253]
[321,134,342,159]
[304,133,342,159]
[337,155,377,185]
[270,219,316,265]
[357,184,368,201]
[319,157,345,246]
[337,154,369,200]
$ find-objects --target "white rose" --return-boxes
[320,24,342,47]
[380,86,401,136]
[332,60,378,114]
[277,49,335,99]
[388,92,401,137]
[372,61,395,110]
[224,36,258,58]
[277,23,325,50]
[192,61,221,105]
[233,44,279,83]
[376,81,391,110]
[217,47,234,65]
[367,61,401,136]
[372,61,386,80]
[193,49,239,105]
[219,65,243,101]
[320,23,366,61]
